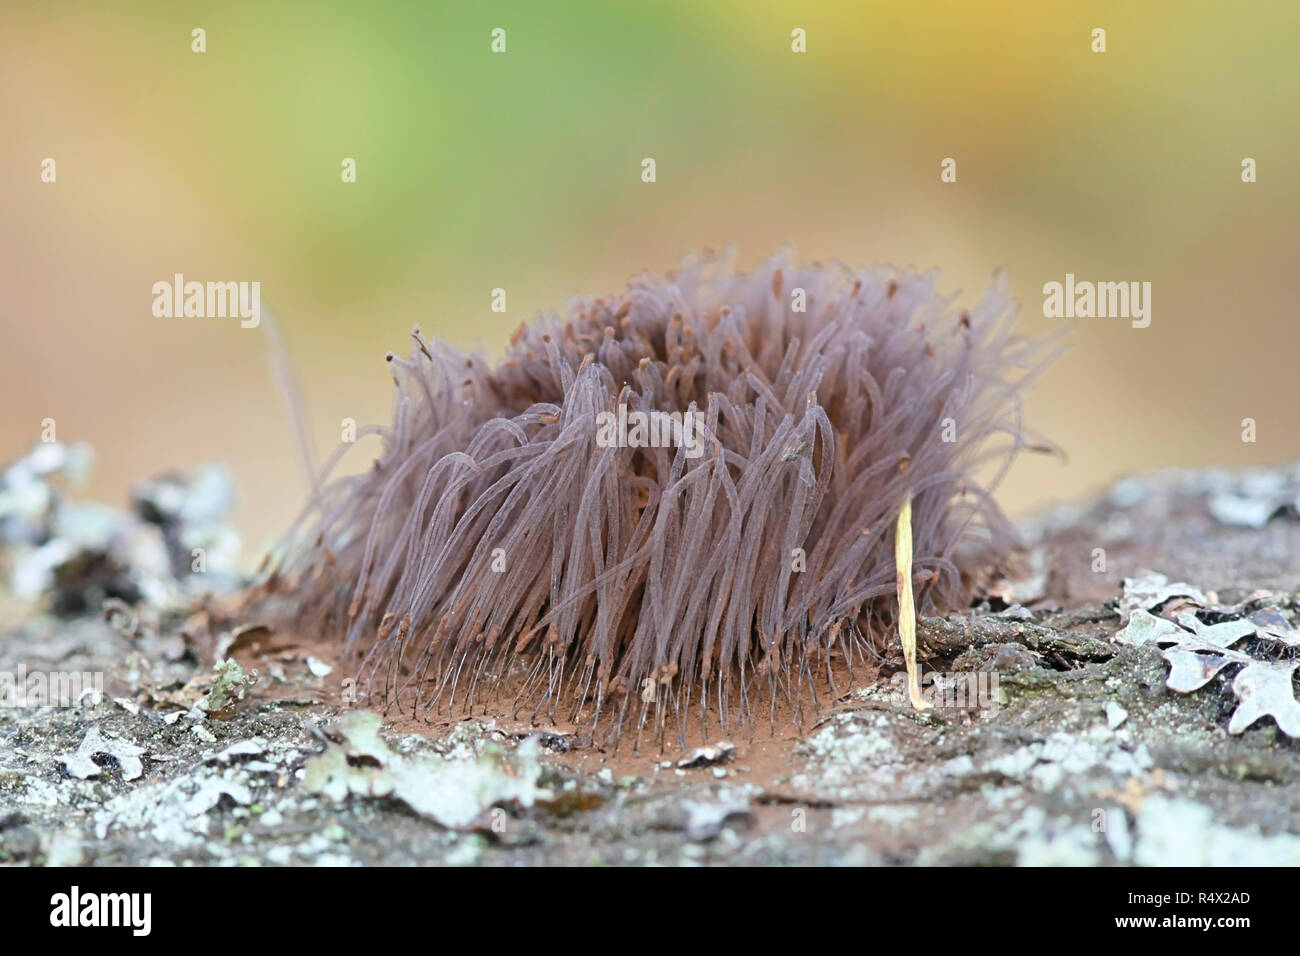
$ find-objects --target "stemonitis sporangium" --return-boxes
[253,249,1057,746]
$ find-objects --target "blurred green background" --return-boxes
[3,0,1298,560]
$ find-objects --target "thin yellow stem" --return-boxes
[895,496,930,711]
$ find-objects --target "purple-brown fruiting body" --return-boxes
[261,249,1054,742]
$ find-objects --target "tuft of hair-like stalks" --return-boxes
[258,249,1055,745]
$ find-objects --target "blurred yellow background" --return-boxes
[3,0,1297,562]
